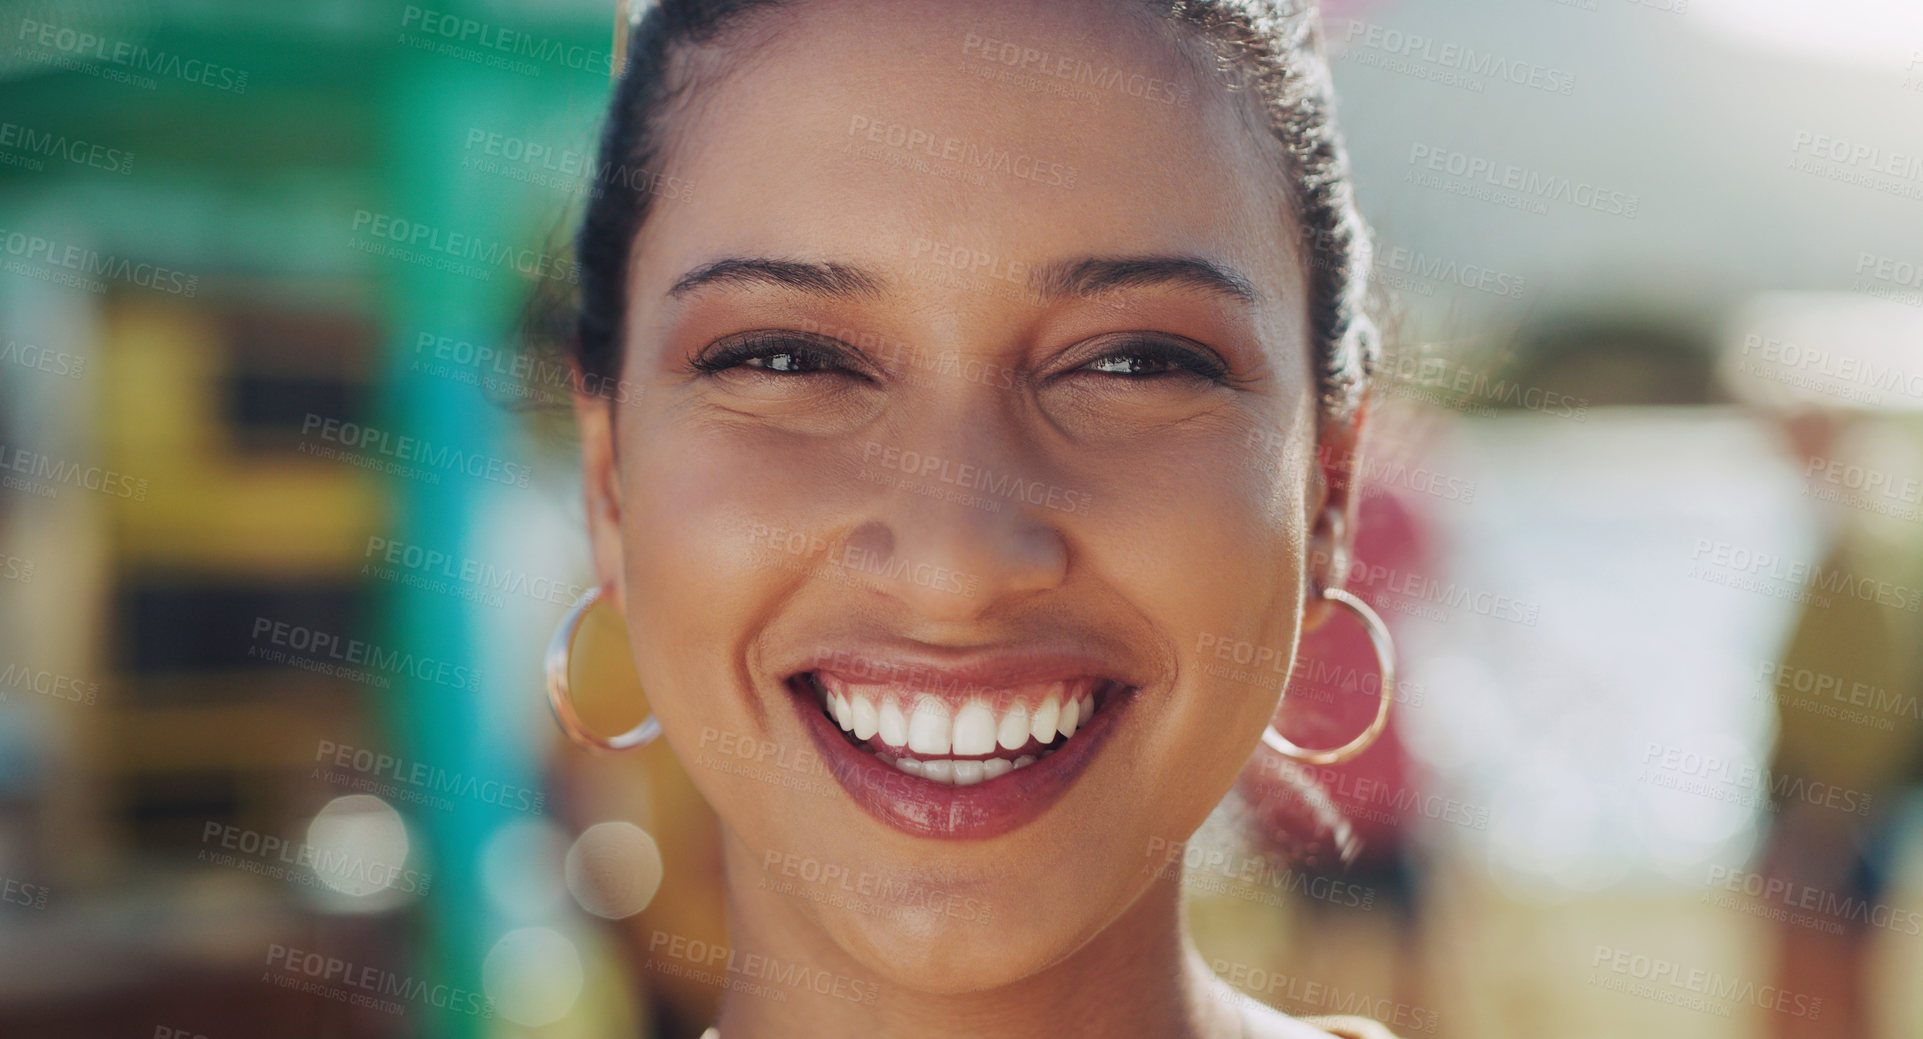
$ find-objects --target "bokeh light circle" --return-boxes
[304,795,411,898]
[565,821,663,920]
[482,927,583,1026]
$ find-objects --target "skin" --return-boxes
[574,1,1367,1036]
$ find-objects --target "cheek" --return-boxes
[610,424,861,840]
[612,414,889,708]
[1084,418,1308,645]
[622,409,838,588]
[1069,431,1311,805]
[613,424,799,742]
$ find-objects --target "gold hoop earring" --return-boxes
[1261,587,1395,766]
[546,587,662,751]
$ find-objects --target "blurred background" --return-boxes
[1,0,1920,1036]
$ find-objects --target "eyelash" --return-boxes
[690,331,1232,384]
[1081,337,1231,382]
[688,332,858,377]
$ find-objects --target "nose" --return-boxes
[843,431,1071,623]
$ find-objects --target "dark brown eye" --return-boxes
[1080,336,1231,382]
[743,348,828,373]
[689,331,863,378]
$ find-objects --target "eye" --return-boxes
[1078,335,1232,383]
[689,330,865,379]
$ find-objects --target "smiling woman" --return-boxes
[541,0,1393,1037]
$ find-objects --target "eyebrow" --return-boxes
[668,258,885,299]
[1027,256,1259,306]
[665,254,1258,306]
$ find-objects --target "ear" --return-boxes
[574,391,627,615]
[1303,399,1366,632]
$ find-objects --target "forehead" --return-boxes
[633,0,1303,316]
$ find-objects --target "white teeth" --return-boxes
[878,698,910,748]
[952,700,997,756]
[851,692,880,741]
[890,753,1015,785]
[881,740,1052,784]
[816,677,1117,782]
[907,699,952,755]
[996,701,1030,750]
[1030,695,1060,745]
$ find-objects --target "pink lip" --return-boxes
[784,661,1138,840]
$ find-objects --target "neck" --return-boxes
[709,829,1244,1039]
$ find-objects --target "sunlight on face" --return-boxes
[602,0,1323,991]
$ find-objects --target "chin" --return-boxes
[806,884,1121,996]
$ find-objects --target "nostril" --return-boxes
[1013,525,1070,591]
[845,519,893,561]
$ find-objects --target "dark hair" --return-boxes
[571,0,1377,427]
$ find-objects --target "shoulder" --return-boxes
[1240,1000,1402,1039]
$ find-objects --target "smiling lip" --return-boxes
[783,649,1140,840]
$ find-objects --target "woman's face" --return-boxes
[580,0,1351,993]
